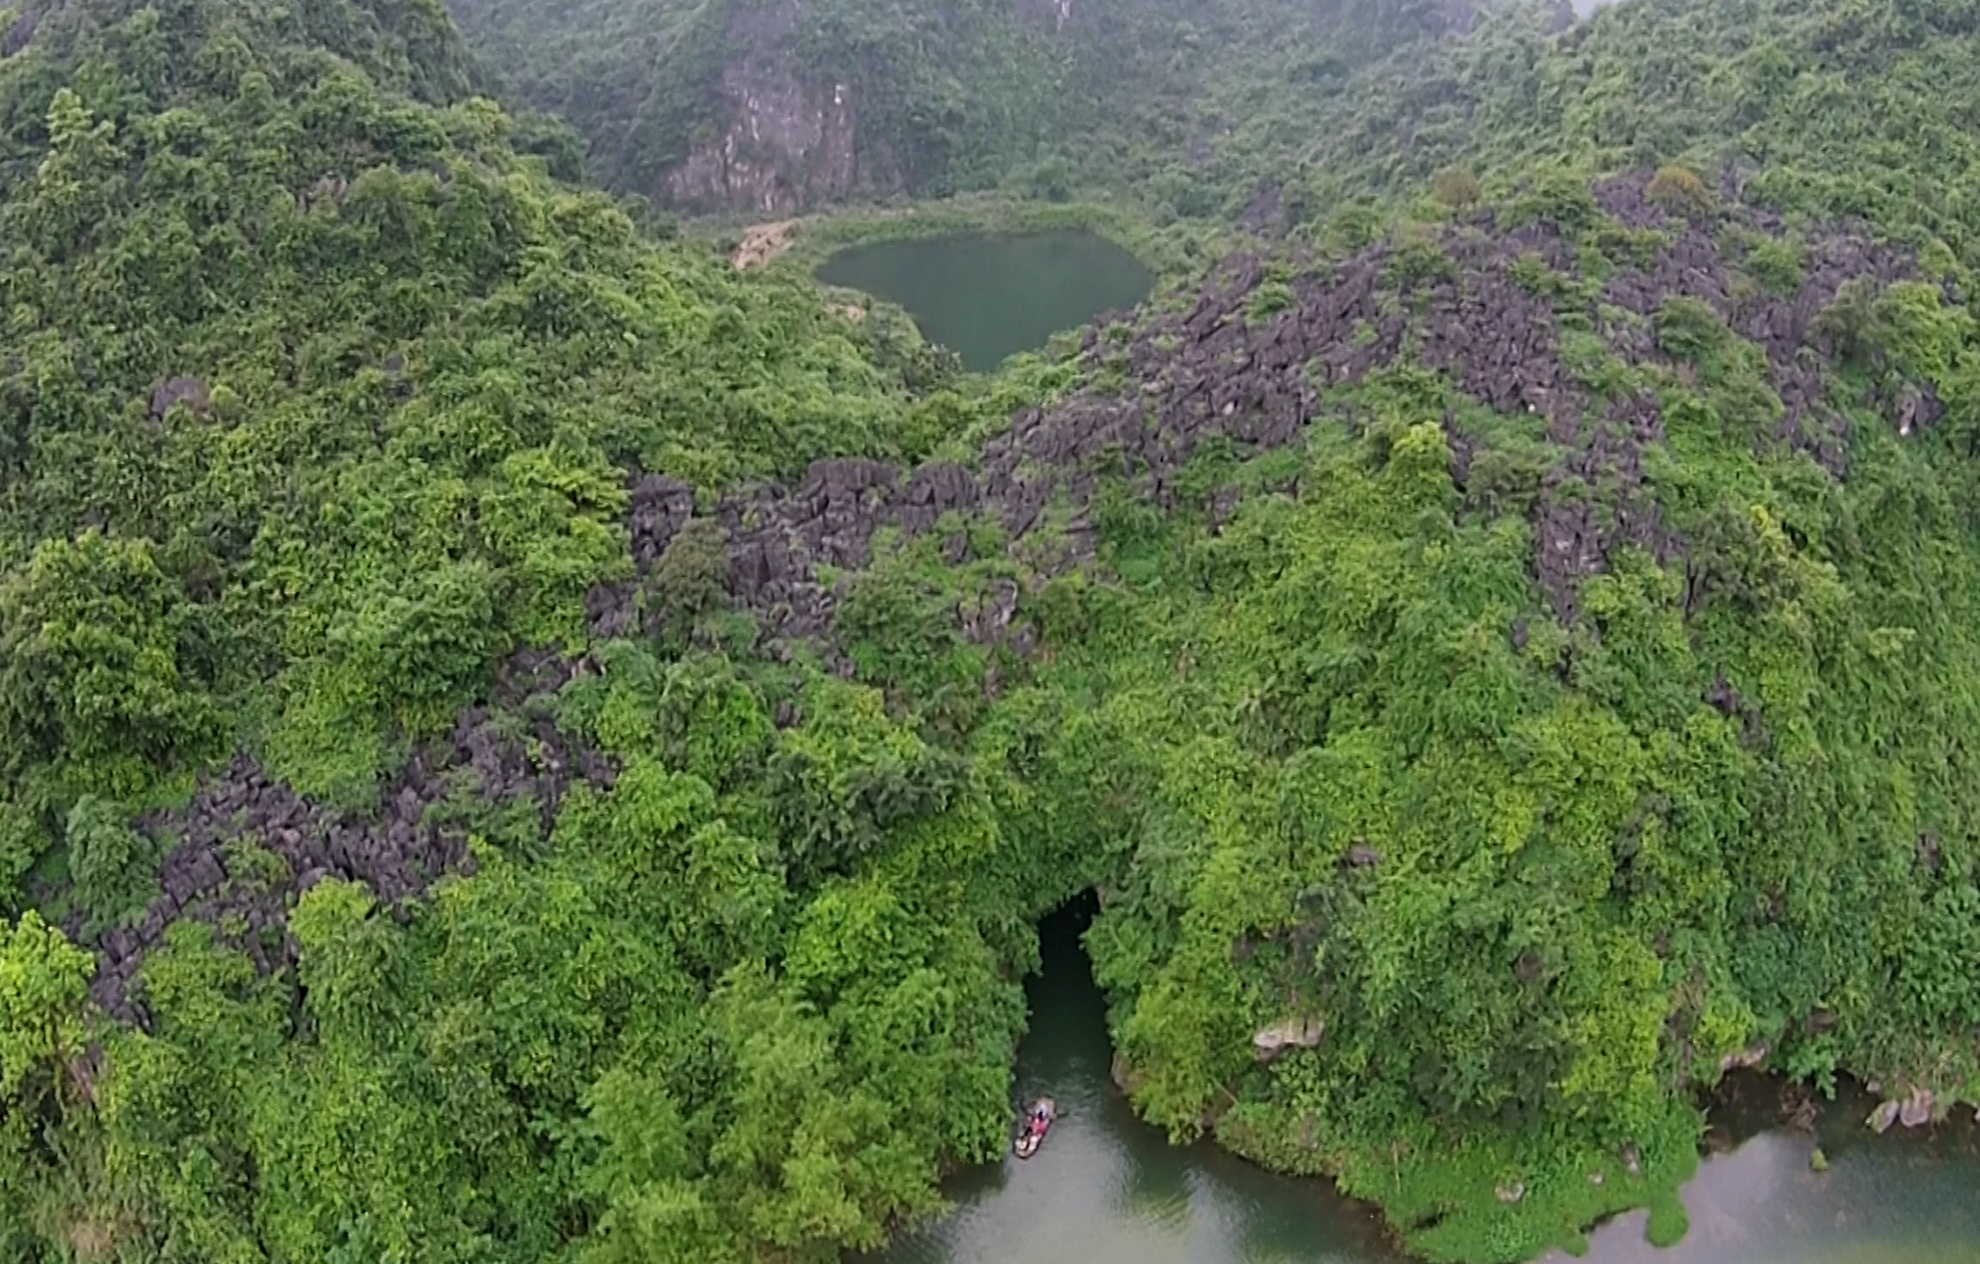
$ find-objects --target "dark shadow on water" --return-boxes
[1029,898,1194,1224]
[860,901,1980,1264]
[859,891,1407,1264]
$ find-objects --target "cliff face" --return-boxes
[445,0,1466,215]
[662,0,894,214]
[448,0,1072,214]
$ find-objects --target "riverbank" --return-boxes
[865,909,1980,1264]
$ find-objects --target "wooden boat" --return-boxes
[1013,1097,1056,1159]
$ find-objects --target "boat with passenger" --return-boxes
[1014,1098,1055,1159]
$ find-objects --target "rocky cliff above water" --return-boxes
[661,0,888,213]
[445,0,1472,212]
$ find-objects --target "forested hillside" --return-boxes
[11,0,1980,1262]
[446,0,1980,262]
[0,0,1018,1258]
[440,0,1464,214]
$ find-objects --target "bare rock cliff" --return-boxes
[663,0,897,214]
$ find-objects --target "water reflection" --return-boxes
[814,231,1153,372]
[860,904,1980,1264]
[859,902,1404,1264]
[1570,1076,1980,1264]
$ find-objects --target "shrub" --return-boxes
[1743,233,1807,294]
[1248,280,1296,319]
[1812,276,1885,366]
[1646,165,1713,216]
[1505,168,1599,231]
[1388,228,1457,286]
[1508,251,1575,301]
[653,518,732,622]
[65,795,160,933]
[0,532,223,796]
[1655,295,1729,362]
[1431,166,1483,210]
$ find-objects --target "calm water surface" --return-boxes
[815,230,1153,371]
[863,907,1980,1264]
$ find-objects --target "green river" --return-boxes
[822,231,1980,1264]
[862,904,1980,1264]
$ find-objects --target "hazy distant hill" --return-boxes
[441,0,1465,213]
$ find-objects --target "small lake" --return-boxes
[859,904,1980,1264]
[815,230,1153,372]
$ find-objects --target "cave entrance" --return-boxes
[1014,889,1112,1105]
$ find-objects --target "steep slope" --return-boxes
[0,1,1020,1259]
[1197,0,1980,265]
[769,171,1980,1258]
[448,0,1980,258]
[445,0,1075,212]
[441,0,1466,214]
[10,0,1980,1262]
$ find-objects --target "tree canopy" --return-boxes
[7,0,1980,1261]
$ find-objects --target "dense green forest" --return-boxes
[10,0,1980,1261]
[0,0,1014,1257]
[445,0,1980,261]
[439,0,1460,212]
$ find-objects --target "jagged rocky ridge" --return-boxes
[84,173,1944,1020]
[84,652,617,1022]
[616,173,1933,634]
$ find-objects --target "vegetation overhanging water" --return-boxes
[866,906,1980,1264]
[10,0,1980,1260]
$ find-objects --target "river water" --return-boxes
[815,230,1153,372]
[863,904,1980,1264]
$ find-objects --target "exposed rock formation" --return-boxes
[2,4,40,57]
[664,0,888,214]
[149,376,210,421]
[1252,1015,1325,1059]
[82,180,1953,1031]
[1867,1086,1943,1132]
[1718,1041,1769,1072]
[605,182,1936,647]
[80,652,616,1024]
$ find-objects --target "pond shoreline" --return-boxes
[700,194,1230,291]
[812,229,1155,373]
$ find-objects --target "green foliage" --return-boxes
[64,796,161,935]
[0,532,223,800]
[0,3,1035,1258]
[0,912,91,1109]
[0,912,93,1249]
[1503,168,1601,233]
[1507,251,1575,302]
[1741,232,1807,295]
[1389,227,1459,286]
[1247,279,1296,320]
[1432,166,1483,210]
[1645,165,1712,216]
[16,0,1980,1261]
[450,0,1461,214]
[651,517,732,627]
[449,0,1073,204]
[1655,295,1729,363]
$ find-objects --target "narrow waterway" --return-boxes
[815,230,1153,371]
[864,902,1980,1264]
